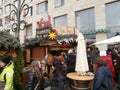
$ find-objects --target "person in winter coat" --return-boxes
[93,57,112,90]
[115,52,120,89]
[27,60,46,90]
[92,47,100,73]
[98,51,116,86]
[51,59,66,90]
[87,47,94,72]
[0,55,14,90]
[65,49,76,73]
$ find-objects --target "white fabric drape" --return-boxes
[75,32,89,73]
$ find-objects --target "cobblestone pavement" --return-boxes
[45,82,120,90]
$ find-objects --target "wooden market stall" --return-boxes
[24,25,78,66]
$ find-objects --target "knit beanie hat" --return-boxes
[99,51,107,56]
[1,56,12,65]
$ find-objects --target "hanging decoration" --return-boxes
[48,32,56,40]
[37,14,51,29]
[52,28,57,34]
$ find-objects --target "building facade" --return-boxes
[0,0,120,50]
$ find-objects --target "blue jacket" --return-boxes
[93,66,112,90]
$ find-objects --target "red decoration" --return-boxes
[38,18,43,28]
[46,15,51,26]
[37,14,51,28]
[52,28,56,34]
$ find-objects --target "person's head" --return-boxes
[87,46,93,51]
[96,57,106,67]
[31,60,41,71]
[40,60,46,72]
[67,48,75,55]
[56,55,64,63]
[52,59,63,73]
[0,55,12,67]
[52,59,62,68]
[31,60,42,79]
[107,48,112,55]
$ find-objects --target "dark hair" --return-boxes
[97,57,106,67]
[0,55,12,65]
[52,59,62,68]
[107,48,112,54]
[52,59,63,75]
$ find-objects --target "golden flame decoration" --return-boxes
[48,32,56,40]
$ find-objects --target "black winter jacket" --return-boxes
[51,73,66,90]
[27,71,44,90]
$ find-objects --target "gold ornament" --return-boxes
[48,32,56,40]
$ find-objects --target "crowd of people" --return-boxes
[25,45,120,90]
[0,45,120,90]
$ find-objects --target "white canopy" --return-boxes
[93,35,120,45]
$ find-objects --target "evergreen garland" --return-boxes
[24,34,77,47]
[0,31,24,90]
[0,31,20,49]
[13,49,24,90]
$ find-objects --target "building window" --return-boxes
[106,1,120,27]
[0,8,2,15]
[25,7,32,17]
[75,8,95,31]
[25,0,32,3]
[5,4,11,13]
[26,25,32,39]
[37,1,48,14]
[54,15,67,28]
[54,0,64,7]
[5,16,10,24]
[0,0,3,5]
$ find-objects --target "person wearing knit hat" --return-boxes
[99,51,107,56]
[96,50,116,86]
[0,55,14,90]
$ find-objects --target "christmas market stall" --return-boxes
[24,29,77,66]
[24,14,78,67]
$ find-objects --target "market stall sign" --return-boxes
[36,27,52,37]
[81,28,110,35]
[36,14,52,37]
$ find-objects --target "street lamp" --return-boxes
[9,0,29,41]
